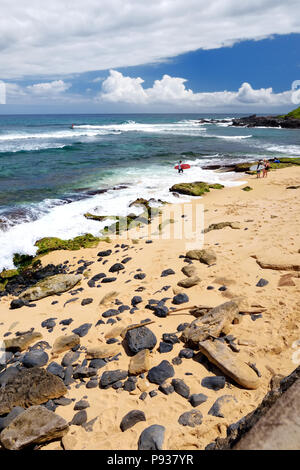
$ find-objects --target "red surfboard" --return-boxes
[174,164,190,169]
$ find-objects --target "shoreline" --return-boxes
[0,164,300,450]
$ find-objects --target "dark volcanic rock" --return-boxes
[61,351,80,367]
[47,362,65,379]
[201,376,226,391]
[100,370,128,388]
[171,378,190,398]
[231,114,300,129]
[10,299,26,310]
[158,382,175,395]
[102,309,119,318]
[163,333,180,344]
[70,410,87,426]
[0,367,67,415]
[97,250,112,257]
[120,410,146,431]
[81,298,93,306]
[147,360,175,385]
[208,395,238,418]
[131,295,142,307]
[179,348,194,359]
[74,399,90,411]
[189,393,208,407]
[178,410,203,427]
[109,263,125,273]
[87,273,106,287]
[161,269,175,277]
[138,424,165,450]
[101,277,117,283]
[125,326,157,354]
[256,278,269,287]
[158,342,173,353]
[134,273,146,280]
[153,305,169,317]
[0,407,25,431]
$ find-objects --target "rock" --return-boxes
[0,407,25,432]
[147,360,175,385]
[125,326,157,354]
[172,293,189,305]
[256,256,300,272]
[0,367,67,415]
[97,249,112,257]
[120,410,146,431]
[278,274,296,287]
[204,222,241,233]
[153,305,169,317]
[72,323,92,337]
[131,295,143,306]
[0,405,69,450]
[134,273,146,280]
[201,376,226,391]
[19,274,81,302]
[4,331,42,352]
[21,350,49,368]
[87,273,106,287]
[170,182,223,197]
[10,299,26,309]
[61,351,80,367]
[81,298,93,306]
[208,395,238,418]
[73,366,96,379]
[70,410,87,426]
[256,278,269,287]
[179,348,194,359]
[52,334,80,354]
[138,424,165,450]
[54,397,72,406]
[89,358,106,369]
[100,370,128,388]
[189,393,208,407]
[159,342,173,353]
[101,308,119,318]
[185,248,217,265]
[85,344,120,359]
[181,300,239,347]
[177,276,200,288]
[74,400,90,410]
[162,333,180,344]
[109,263,125,273]
[171,378,190,398]
[178,410,203,427]
[161,269,175,277]
[159,380,175,395]
[129,349,151,375]
[123,379,136,392]
[181,265,197,277]
[199,340,260,389]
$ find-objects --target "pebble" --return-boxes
[171,378,190,398]
[72,323,92,338]
[179,348,194,359]
[178,410,203,427]
[100,370,128,388]
[70,410,87,426]
[147,360,175,385]
[158,342,173,353]
[161,269,175,277]
[172,293,189,305]
[256,278,269,287]
[131,296,143,307]
[120,410,146,431]
[201,376,226,391]
[74,400,90,410]
[81,298,93,306]
[189,393,208,407]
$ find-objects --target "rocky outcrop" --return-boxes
[19,274,82,302]
[0,367,67,415]
[199,340,261,389]
[0,406,69,450]
[181,301,240,348]
[256,256,300,271]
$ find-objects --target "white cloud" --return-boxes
[1,0,300,78]
[27,80,71,96]
[99,70,293,108]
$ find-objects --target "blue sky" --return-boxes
[1,1,300,113]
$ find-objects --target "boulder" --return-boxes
[21,350,49,368]
[120,410,146,432]
[0,407,25,432]
[147,360,174,385]
[199,340,260,389]
[52,334,80,354]
[177,276,200,288]
[0,367,67,415]
[181,265,198,278]
[138,424,165,450]
[0,405,69,450]
[125,326,157,354]
[4,331,42,352]
[129,349,151,375]
[100,370,128,388]
[181,301,239,347]
[185,249,217,265]
[19,274,81,301]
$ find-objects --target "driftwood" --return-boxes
[166,304,267,317]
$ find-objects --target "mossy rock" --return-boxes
[0,269,19,279]
[242,186,253,191]
[208,183,224,190]
[13,253,35,270]
[234,162,257,172]
[170,182,211,196]
[35,234,109,256]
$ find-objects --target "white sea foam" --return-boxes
[265,144,300,155]
[0,162,244,270]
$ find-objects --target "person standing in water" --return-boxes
[178,160,184,174]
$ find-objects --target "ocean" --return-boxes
[1,113,300,270]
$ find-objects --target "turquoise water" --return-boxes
[0,113,299,269]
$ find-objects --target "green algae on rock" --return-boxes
[170,182,224,197]
[35,233,110,255]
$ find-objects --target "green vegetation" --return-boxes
[283,106,300,120]
[242,186,253,191]
[35,233,110,255]
[170,182,224,196]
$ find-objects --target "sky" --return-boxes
[1,0,300,114]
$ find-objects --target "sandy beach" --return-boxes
[0,165,300,450]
